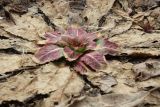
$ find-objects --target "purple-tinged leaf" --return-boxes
[96,38,118,55]
[73,61,87,73]
[104,38,118,49]
[62,28,97,51]
[80,52,107,71]
[86,41,97,50]
[61,35,82,47]
[63,47,82,61]
[35,44,63,63]
[67,28,97,41]
[67,28,96,41]
[67,27,87,38]
[66,28,97,43]
[86,32,97,41]
[62,29,87,47]
[44,31,61,44]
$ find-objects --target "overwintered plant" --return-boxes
[34,27,118,73]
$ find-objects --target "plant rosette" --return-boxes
[34,27,118,73]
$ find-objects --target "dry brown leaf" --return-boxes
[137,78,160,90]
[138,87,160,106]
[83,0,116,26]
[1,6,52,41]
[109,21,132,36]
[121,48,160,57]
[133,0,159,9]
[71,91,149,107]
[104,61,137,94]
[83,60,136,94]
[0,38,37,53]
[0,64,84,105]
[110,29,160,47]
[110,29,160,56]
[0,54,37,74]
[38,0,69,29]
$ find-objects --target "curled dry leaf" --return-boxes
[88,74,117,93]
[9,4,28,15]
[142,87,160,106]
[35,27,118,73]
[71,91,149,107]
[132,59,160,81]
